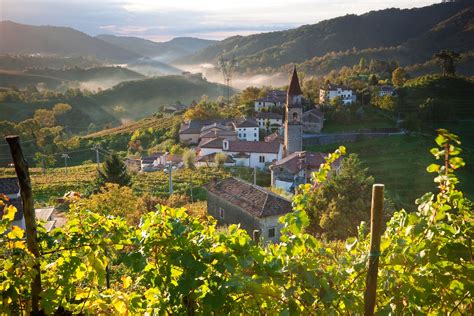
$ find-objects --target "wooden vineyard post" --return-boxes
[5,136,43,314]
[364,184,384,316]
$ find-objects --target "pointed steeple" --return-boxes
[288,66,302,96]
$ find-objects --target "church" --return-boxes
[270,67,340,192]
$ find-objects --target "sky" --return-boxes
[1,0,438,42]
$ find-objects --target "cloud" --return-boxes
[1,0,438,41]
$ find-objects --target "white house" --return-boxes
[319,84,356,105]
[254,90,286,112]
[379,85,395,97]
[255,112,283,132]
[234,118,259,142]
[140,152,168,171]
[198,138,282,169]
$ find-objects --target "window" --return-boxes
[254,133,257,138]
[292,112,298,121]
[243,133,247,138]
[219,208,224,219]
[259,156,265,163]
[268,228,275,238]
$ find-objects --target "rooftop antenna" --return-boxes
[217,54,238,103]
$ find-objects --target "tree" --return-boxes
[214,153,228,169]
[434,50,460,76]
[84,183,145,224]
[358,57,367,71]
[33,109,55,128]
[368,74,378,86]
[98,152,131,187]
[52,103,72,116]
[183,149,196,169]
[392,67,407,87]
[305,154,376,239]
[372,95,397,111]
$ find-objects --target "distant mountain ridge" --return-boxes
[178,1,474,72]
[96,34,216,63]
[0,21,216,64]
[0,21,140,62]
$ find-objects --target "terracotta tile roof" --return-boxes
[288,66,303,96]
[198,138,224,149]
[235,118,258,128]
[225,140,280,154]
[271,151,329,174]
[200,129,236,139]
[166,155,183,164]
[264,132,284,143]
[179,119,229,134]
[196,153,234,163]
[204,177,292,218]
[0,177,20,195]
[255,112,283,120]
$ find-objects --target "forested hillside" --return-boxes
[179,1,473,73]
[0,75,226,125]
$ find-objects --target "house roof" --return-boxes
[166,155,183,164]
[198,138,224,149]
[204,177,292,218]
[288,66,303,96]
[324,83,351,91]
[303,108,324,123]
[235,118,258,128]
[255,112,283,120]
[225,140,280,154]
[271,151,332,174]
[179,119,229,134]
[0,177,20,195]
[264,132,284,143]
[196,152,234,163]
[200,129,236,139]
[141,152,165,163]
[255,90,286,103]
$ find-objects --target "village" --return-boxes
[0,1,472,313]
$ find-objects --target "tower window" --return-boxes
[292,112,298,121]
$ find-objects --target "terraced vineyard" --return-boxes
[83,115,182,139]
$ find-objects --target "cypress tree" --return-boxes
[98,153,131,187]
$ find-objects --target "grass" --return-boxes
[321,107,397,133]
[306,129,474,210]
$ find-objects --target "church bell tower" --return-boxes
[284,66,303,157]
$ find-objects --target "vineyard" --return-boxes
[0,130,471,314]
[0,164,97,204]
[82,114,182,139]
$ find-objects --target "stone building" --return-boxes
[205,177,292,242]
